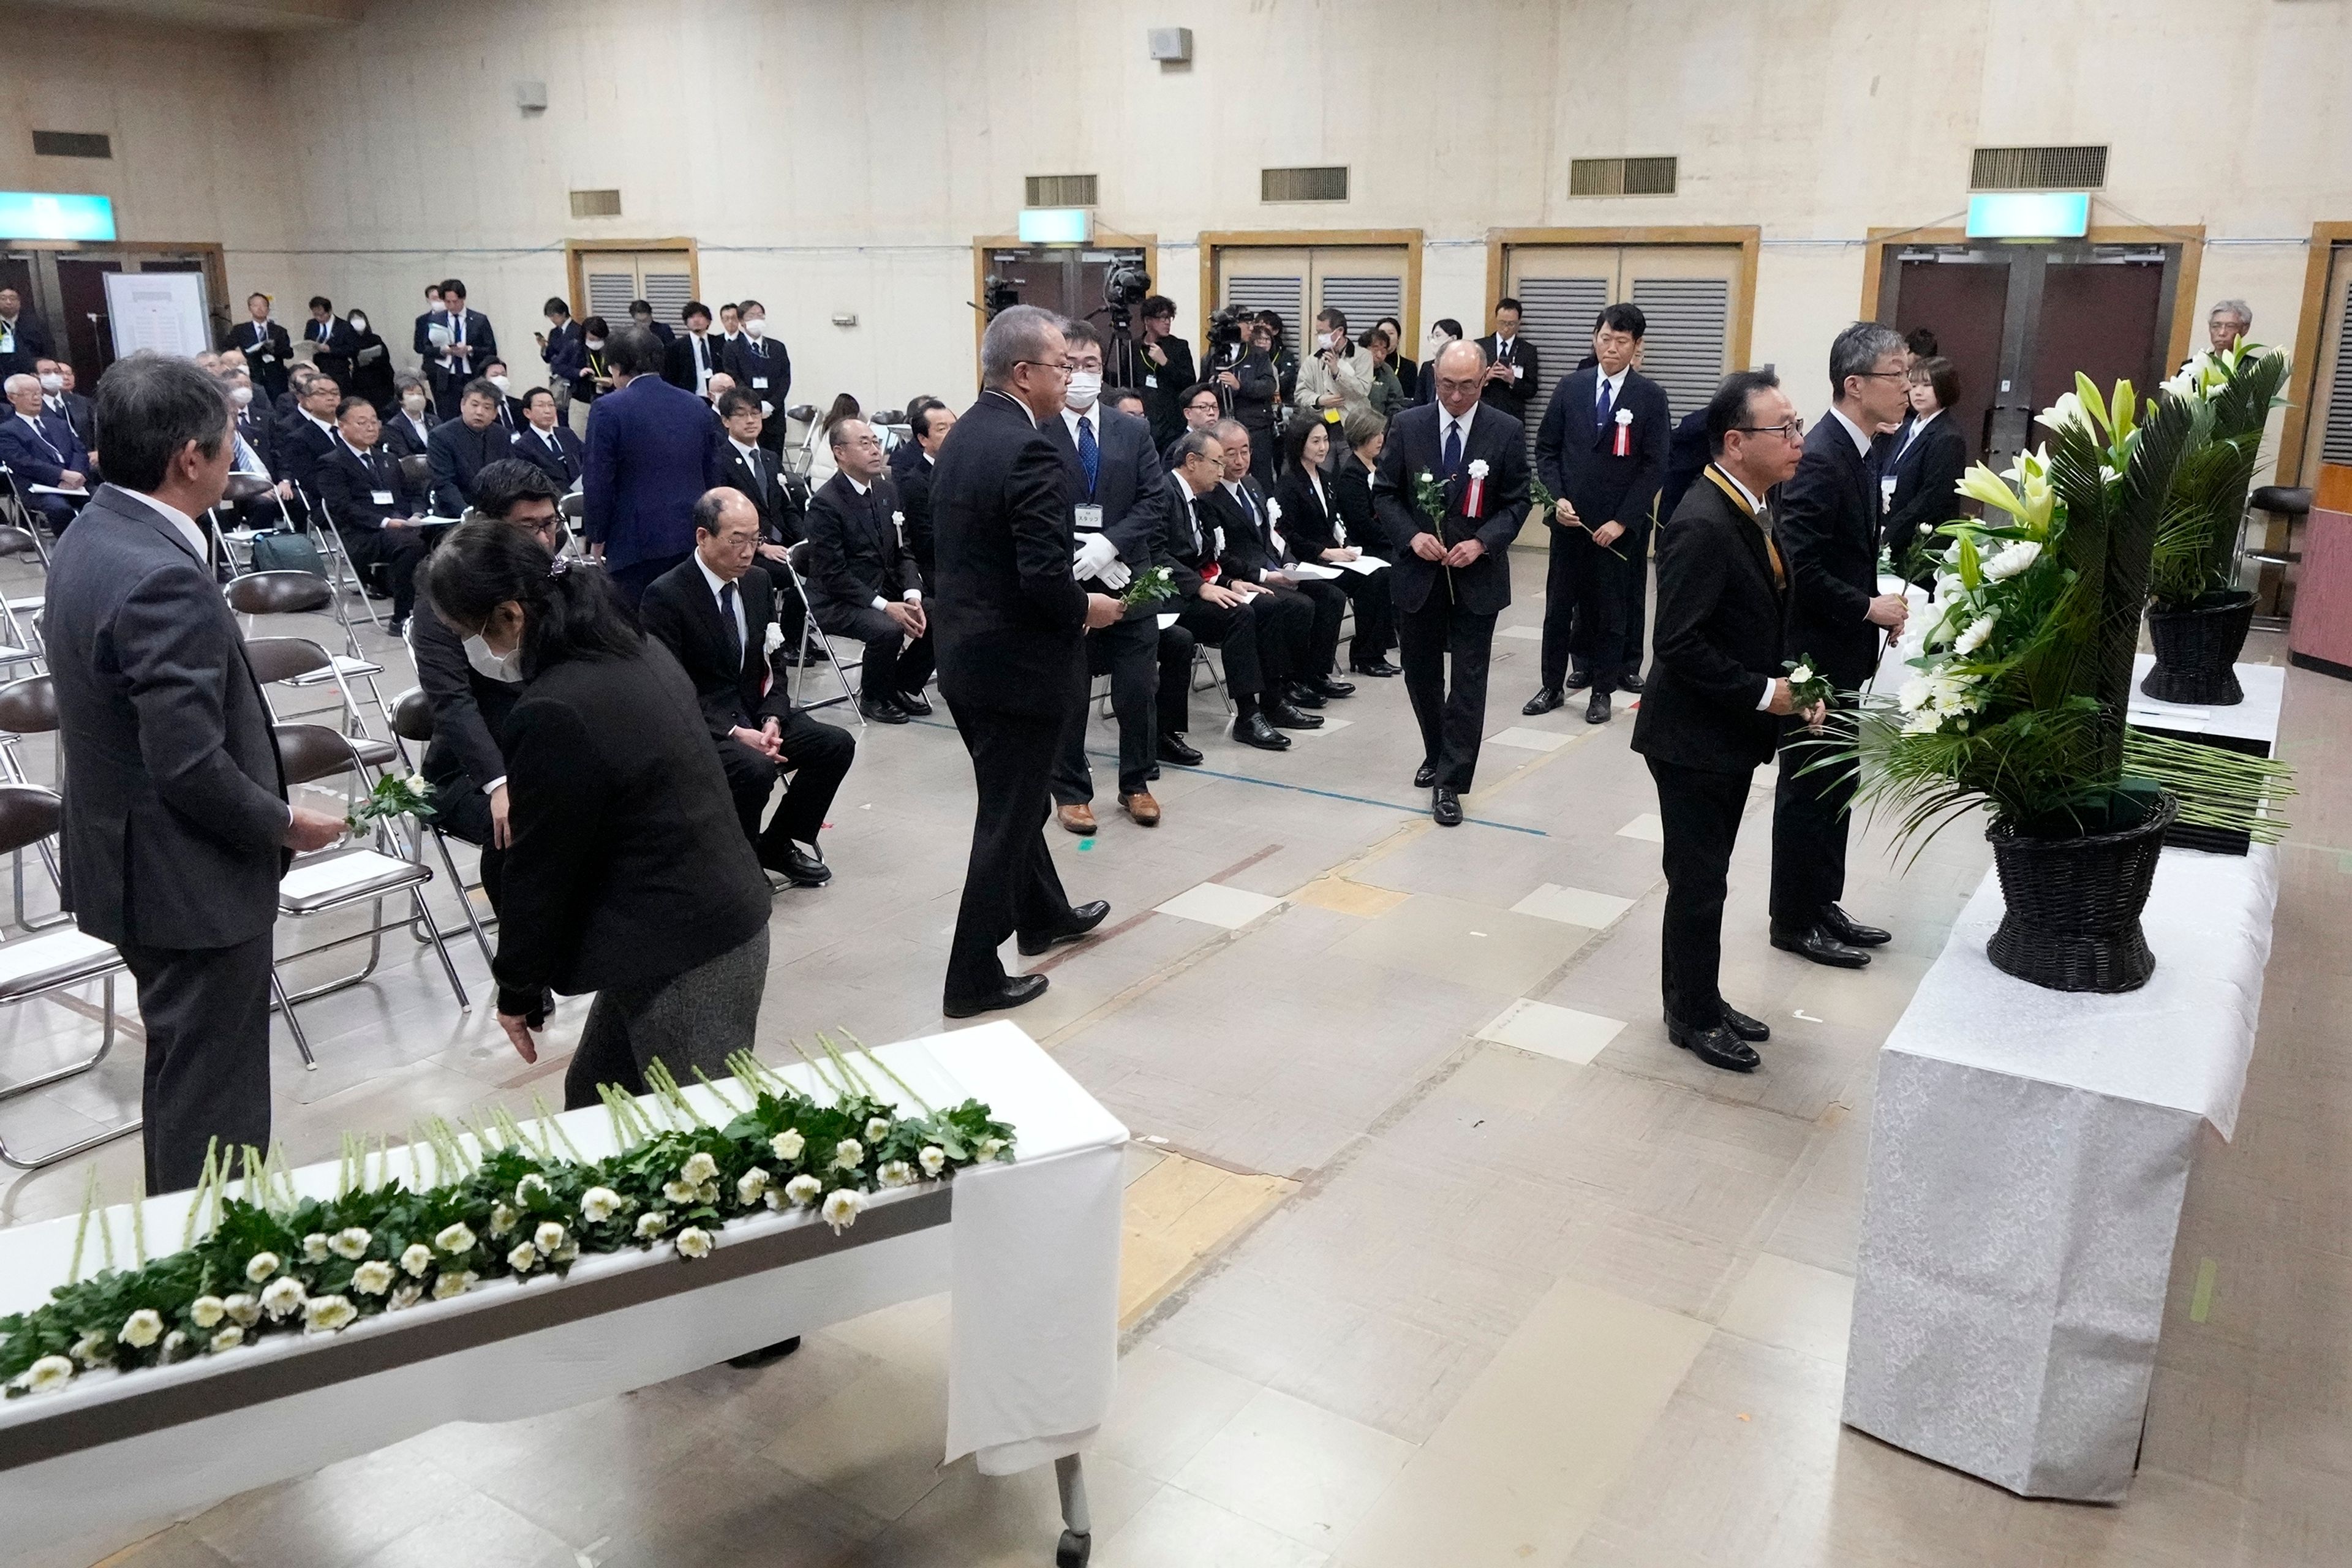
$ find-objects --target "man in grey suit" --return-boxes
[45,355,345,1191]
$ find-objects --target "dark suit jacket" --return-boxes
[412,594,519,797]
[1778,414,1885,689]
[662,331,725,393]
[1371,402,1530,615]
[303,315,360,386]
[0,410,91,488]
[426,417,508,517]
[1476,334,1539,420]
[1534,366,1672,534]
[47,392,96,450]
[224,318,295,398]
[1880,411,1969,564]
[1203,477,1284,582]
[1227,349,1281,435]
[383,408,437,461]
[1274,463,1348,558]
[931,389,1087,718]
[1332,450,1378,549]
[315,440,421,535]
[492,640,770,1012]
[278,413,339,519]
[720,440,800,546]
[803,472,911,614]
[511,422,586,489]
[540,319,586,383]
[0,312,54,379]
[581,373,729,570]
[232,410,279,479]
[417,307,496,395]
[639,557,796,736]
[1042,405,1168,600]
[720,334,792,414]
[45,484,289,948]
[636,319,676,346]
[1138,334,1197,448]
[1159,473,1222,597]
[1656,406,1713,528]
[1631,470,1789,774]
[897,451,937,575]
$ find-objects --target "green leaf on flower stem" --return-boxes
[1956,535,1981,591]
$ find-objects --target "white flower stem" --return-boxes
[692,1066,745,1117]
[130,1171,147,1268]
[69,1164,96,1285]
[842,1031,935,1117]
[818,1033,875,1099]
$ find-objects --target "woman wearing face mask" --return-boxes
[573,316,614,408]
[344,307,397,412]
[383,372,438,459]
[423,516,774,1108]
[1228,320,1283,487]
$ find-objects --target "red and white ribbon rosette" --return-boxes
[1463,459,1490,520]
[1612,407,1633,458]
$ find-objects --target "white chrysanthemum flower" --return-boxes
[19,1354,74,1393]
[435,1223,476,1255]
[680,1152,718,1186]
[821,1188,864,1232]
[118,1309,164,1349]
[210,1326,246,1352]
[977,1137,1007,1160]
[1985,540,2041,581]
[189,1295,227,1330]
[581,1186,622,1223]
[515,1173,550,1205]
[533,1221,565,1254]
[1954,614,1997,655]
[784,1174,823,1207]
[1898,677,1931,714]
[260,1276,307,1319]
[1788,664,1814,686]
[831,1137,864,1171]
[353,1259,395,1295]
[329,1227,371,1261]
[69,1330,108,1367]
[302,1232,331,1264]
[918,1145,948,1178]
[695,1180,719,1205]
[769,1129,805,1163]
[400,1243,434,1277]
[245,1251,281,1283]
[432,1270,478,1301]
[736,1167,769,1205]
[662,1178,699,1205]
[390,1284,423,1310]
[489,1203,519,1238]
[507,1242,538,1273]
[222,1293,262,1327]
[876,1159,914,1188]
[1902,707,1945,735]
[304,1295,356,1334]
[161,1330,187,1361]
[675,1226,714,1259]
[864,1117,892,1145]
[635,1210,671,1240]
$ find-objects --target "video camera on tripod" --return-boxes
[1095,260,1153,389]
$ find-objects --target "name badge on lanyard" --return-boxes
[1074,504,1106,533]
[371,489,395,506]
[751,376,769,389]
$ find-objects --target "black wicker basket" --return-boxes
[2142,592,2256,706]
[1984,793,2179,993]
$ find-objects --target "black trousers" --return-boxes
[1395,595,1498,791]
[1054,614,1185,803]
[1173,594,1264,709]
[1544,525,1629,690]
[1335,566,1394,665]
[1648,756,1755,1030]
[429,768,507,912]
[943,696,1080,1005]
[718,712,856,860]
[348,524,432,621]
[609,550,691,614]
[1247,585,1316,685]
[1562,522,1652,679]
[818,601,931,701]
[1291,578,1348,679]
[119,930,275,1193]
[1770,707,1857,929]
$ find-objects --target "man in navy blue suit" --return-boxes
[415,278,497,418]
[0,371,93,533]
[511,388,584,488]
[582,325,728,608]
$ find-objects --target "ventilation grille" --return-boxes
[1630,277,1732,417]
[1025,173,1098,207]
[33,130,111,159]
[1317,276,1404,340]
[1221,274,1305,345]
[2323,274,2352,467]
[1569,156,1676,197]
[1970,145,2108,190]
[1514,275,1613,457]
[1262,166,1349,203]
[568,189,622,219]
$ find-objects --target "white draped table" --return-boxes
[0,1020,1126,1568]
[1842,665,2284,1501]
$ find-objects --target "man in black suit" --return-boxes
[224,293,295,404]
[1372,339,1531,825]
[511,387,584,488]
[715,389,805,650]
[1046,323,1176,831]
[418,279,496,418]
[1202,422,1331,714]
[45,355,346,1189]
[410,460,560,916]
[427,379,511,517]
[803,418,932,725]
[663,302,723,397]
[641,489,856,888]
[37,358,96,450]
[931,306,1123,1017]
[720,298,792,454]
[478,358,526,435]
[897,399,952,593]
[627,298,676,347]
[277,371,343,528]
[0,285,53,382]
[302,296,360,388]
[1476,298,1539,423]
[1135,295,1197,449]
[1527,303,1672,723]
[1161,431,1299,752]
[1631,369,1812,1074]
[1771,321,1915,967]
[315,396,431,631]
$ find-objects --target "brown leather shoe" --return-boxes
[1055,802,1097,835]
[1120,790,1161,827]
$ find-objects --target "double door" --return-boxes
[573,247,698,331]
[1,246,217,386]
[1215,245,1412,361]
[1502,244,1744,451]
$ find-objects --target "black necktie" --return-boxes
[718,580,741,666]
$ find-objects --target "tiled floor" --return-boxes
[9,554,2348,1566]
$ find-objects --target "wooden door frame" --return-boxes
[0,238,230,349]
[2277,221,2352,489]
[565,238,701,320]
[1858,225,2206,379]
[1199,228,1423,357]
[969,231,1159,374]
[1485,226,1759,366]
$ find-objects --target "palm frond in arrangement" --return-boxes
[2147,344,2292,606]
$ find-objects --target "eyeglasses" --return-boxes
[1854,369,1910,382]
[1016,360,1074,377]
[1734,419,1806,440]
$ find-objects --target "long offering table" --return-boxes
[0,1020,1126,1568]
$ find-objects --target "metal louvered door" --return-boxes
[1313,252,1406,349]
[1219,252,1308,350]
[1618,246,1738,430]
[1504,263,1612,472]
[573,248,699,331]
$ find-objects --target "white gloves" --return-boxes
[1072,532,1120,581]
[1097,557,1133,591]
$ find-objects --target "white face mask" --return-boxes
[744,318,766,339]
[489,375,511,393]
[1325,331,1346,352]
[1065,371,1102,410]
[463,633,525,684]
[401,393,427,413]
[349,316,368,333]
[230,384,254,407]
[584,338,604,352]
[37,374,62,393]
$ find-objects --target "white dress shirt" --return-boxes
[1894,407,1937,462]
[1436,400,1479,466]
[695,551,748,655]
[1828,404,1874,461]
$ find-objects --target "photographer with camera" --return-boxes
[1224,314,1283,486]
[1135,295,1196,449]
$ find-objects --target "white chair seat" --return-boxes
[0,644,34,663]
[286,655,385,685]
[223,527,265,544]
[0,928,124,1001]
[5,597,42,614]
[278,848,430,914]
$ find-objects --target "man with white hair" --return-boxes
[2207,299,2253,355]
[0,370,92,532]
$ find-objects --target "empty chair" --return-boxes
[227,565,376,681]
[0,674,68,929]
[781,540,863,722]
[388,685,495,967]
[242,633,397,760]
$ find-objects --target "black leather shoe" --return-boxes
[765,841,832,888]
[943,973,1049,1019]
[859,698,908,725]
[1432,786,1463,827]
[1523,687,1564,716]
[1720,1005,1770,1042]
[1265,700,1322,729]
[1313,676,1355,699]
[1668,1019,1760,1072]
[1771,925,1871,968]
[1412,762,1437,790]
[894,687,933,717]
[1617,670,1646,694]
[1158,733,1204,766]
[1233,712,1292,750]
[1565,666,1594,691]
[1585,690,1612,724]
[1284,682,1327,709]
[1349,658,1400,677]
[1017,899,1111,956]
[725,1336,802,1368]
[1819,903,1891,947]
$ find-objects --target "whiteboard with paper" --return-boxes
[102,270,211,360]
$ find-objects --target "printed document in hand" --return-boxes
[1335,554,1390,575]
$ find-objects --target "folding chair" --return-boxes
[0,785,138,1170]
[228,573,390,723]
[244,635,400,772]
[210,470,300,578]
[782,540,865,725]
[270,723,469,1069]
[0,675,69,930]
[0,526,47,665]
[287,478,386,635]
[557,491,586,557]
[389,687,496,968]
[0,467,54,567]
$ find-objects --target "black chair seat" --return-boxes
[2250,486,2313,518]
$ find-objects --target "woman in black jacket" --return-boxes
[1881,355,1970,580]
[344,307,398,412]
[1275,413,1395,677]
[423,521,774,1108]
[1328,411,1400,676]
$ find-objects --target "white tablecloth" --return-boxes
[0,1020,1126,1567]
[2125,650,2285,749]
